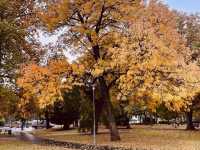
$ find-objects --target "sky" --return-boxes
[164,0,200,14]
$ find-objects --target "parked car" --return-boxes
[31,120,47,129]
[31,120,54,129]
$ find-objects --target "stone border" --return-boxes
[16,133,152,150]
[42,139,151,150]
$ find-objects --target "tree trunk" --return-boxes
[125,116,131,129]
[99,77,120,141]
[186,110,195,130]
[21,119,25,131]
[63,123,70,130]
[94,99,104,134]
[74,120,79,128]
[90,100,102,135]
[91,43,120,141]
[104,93,120,141]
[45,111,50,129]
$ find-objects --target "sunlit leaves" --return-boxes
[17,59,73,108]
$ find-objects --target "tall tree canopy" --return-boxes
[16,0,200,141]
[34,0,200,140]
[37,0,144,141]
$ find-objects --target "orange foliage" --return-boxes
[17,59,73,108]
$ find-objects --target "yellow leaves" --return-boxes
[48,59,72,75]
[164,96,187,112]
[17,59,73,109]
[92,68,103,77]
[105,1,198,114]
[72,26,87,34]
[90,31,99,45]
[38,0,71,31]
[183,63,200,84]
[71,63,85,76]
[81,1,94,15]
[91,59,111,77]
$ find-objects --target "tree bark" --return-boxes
[99,77,120,141]
[45,111,50,129]
[21,119,25,131]
[63,122,70,130]
[186,110,195,130]
[125,116,131,129]
[104,92,120,141]
[74,120,79,128]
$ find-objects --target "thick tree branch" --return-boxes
[95,1,105,33]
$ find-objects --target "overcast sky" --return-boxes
[164,0,200,14]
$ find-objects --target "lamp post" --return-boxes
[92,84,96,145]
[87,77,96,145]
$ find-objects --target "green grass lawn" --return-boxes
[0,135,71,150]
[33,124,200,150]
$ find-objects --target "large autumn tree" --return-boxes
[177,13,200,130]
[37,0,144,141]
[50,87,81,130]
[34,0,200,141]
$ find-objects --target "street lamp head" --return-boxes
[92,85,95,91]
[87,78,93,84]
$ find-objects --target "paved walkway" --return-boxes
[15,132,45,144]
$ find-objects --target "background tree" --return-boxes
[156,103,182,124]
[17,58,74,129]
[0,0,37,83]
[114,101,131,128]
[50,87,81,130]
[78,91,93,133]
[37,0,144,141]
[17,58,73,109]
[0,0,40,123]
[35,0,200,141]
[0,85,19,121]
[177,13,200,130]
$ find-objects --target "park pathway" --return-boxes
[15,132,46,144]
